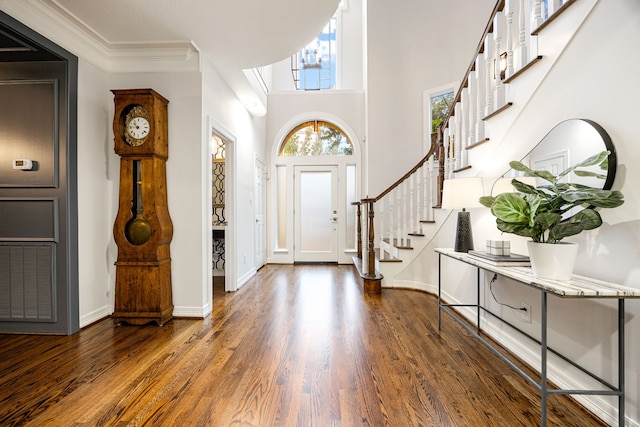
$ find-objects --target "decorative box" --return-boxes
[486,240,510,256]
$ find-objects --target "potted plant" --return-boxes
[479,151,624,280]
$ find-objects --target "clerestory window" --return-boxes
[291,15,336,90]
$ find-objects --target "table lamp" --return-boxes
[441,177,484,252]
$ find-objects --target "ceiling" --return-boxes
[0,0,340,116]
[50,0,341,71]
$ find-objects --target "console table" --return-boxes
[435,248,639,427]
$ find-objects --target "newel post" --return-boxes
[352,201,362,258]
[362,198,376,278]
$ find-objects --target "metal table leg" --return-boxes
[477,267,481,331]
[619,299,625,426]
[438,253,442,331]
[541,291,548,427]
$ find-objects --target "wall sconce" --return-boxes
[441,177,484,252]
[499,52,508,80]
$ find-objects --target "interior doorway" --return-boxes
[208,119,236,303]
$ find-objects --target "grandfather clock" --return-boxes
[111,89,173,326]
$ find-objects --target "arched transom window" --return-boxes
[279,120,353,156]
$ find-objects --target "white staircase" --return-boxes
[354,0,596,293]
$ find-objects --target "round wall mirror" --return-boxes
[493,119,617,194]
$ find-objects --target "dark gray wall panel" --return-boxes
[0,80,58,187]
[0,243,55,322]
[0,198,58,241]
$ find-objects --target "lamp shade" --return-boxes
[441,177,484,209]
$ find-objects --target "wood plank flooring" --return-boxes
[0,264,606,426]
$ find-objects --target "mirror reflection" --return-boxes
[493,119,617,195]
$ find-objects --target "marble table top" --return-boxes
[436,248,640,298]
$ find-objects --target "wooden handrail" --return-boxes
[442,0,504,132]
[367,131,441,203]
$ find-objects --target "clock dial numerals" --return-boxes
[124,105,151,146]
[127,117,150,139]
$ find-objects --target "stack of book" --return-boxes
[467,250,531,267]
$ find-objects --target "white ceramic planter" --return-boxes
[527,241,579,281]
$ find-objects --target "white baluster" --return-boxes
[493,11,506,108]
[484,35,494,116]
[376,200,383,261]
[408,176,414,235]
[454,102,462,171]
[515,0,529,68]
[461,88,469,166]
[388,190,393,252]
[475,55,486,141]
[532,0,543,29]
[423,160,429,221]
[505,0,515,79]
[467,74,476,146]
[443,127,450,178]
[395,187,402,249]
[547,0,561,17]
[415,169,422,233]
[402,180,409,244]
[427,156,434,220]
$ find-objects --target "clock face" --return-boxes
[124,106,151,146]
[127,117,150,140]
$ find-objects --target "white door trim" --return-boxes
[254,155,266,269]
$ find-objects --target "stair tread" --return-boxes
[374,248,402,263]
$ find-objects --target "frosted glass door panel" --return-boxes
[294,166,338,262]
[299,171,331,251]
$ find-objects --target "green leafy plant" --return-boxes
[479,151,624,243]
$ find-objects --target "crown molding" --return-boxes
[0,0,200,73]
[108,41,200,73]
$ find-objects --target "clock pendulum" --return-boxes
[111,89,173,326]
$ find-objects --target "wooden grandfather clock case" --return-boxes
[111,89,173,326]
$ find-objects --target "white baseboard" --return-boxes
[386,279,437,295]
[79,306,111,328]
[173,306,207,318]
[237,268,257,289]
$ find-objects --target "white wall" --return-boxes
[365,0,495,196]
[336,0,364,91]
[76,59,112,326]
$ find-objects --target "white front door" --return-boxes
[255,157,266,269]
[294,165,338,263]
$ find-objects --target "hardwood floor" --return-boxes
[0,264,605,426]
